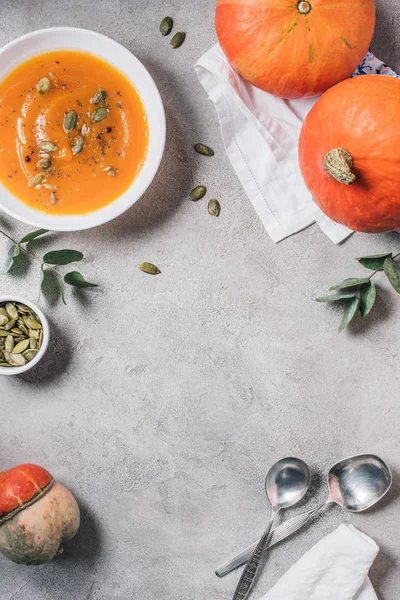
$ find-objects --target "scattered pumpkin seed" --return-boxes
[190,185,207,201]
[37,77,51,94]
[194,143,214,157]
[208,199,221,217]
[64,110,78,131]
[5,335,14,353]
[71,135,84,155]
[160,16,173,36]
[91,89,107,105]
[138,262,161,275]
[170,31,185,48]
[29,172,46,188]
[92,108,108,123]
[39,141,57,152]
[37,158,51,170]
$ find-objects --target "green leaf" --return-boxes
[1,244,20,274]
[329,277,370,291]
[64,271,97,288]
[383,258,400,294]
[359,281,376,318]
[43,249,83,265]
[338,296,359,333]
[19,229,49,244]
[316,293,356,303]
[356,253,392,271]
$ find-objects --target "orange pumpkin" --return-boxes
[0,464,80,565]
[299,75,400,233]
[215,0,376,99]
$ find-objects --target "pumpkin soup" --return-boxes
[0,50,149,214]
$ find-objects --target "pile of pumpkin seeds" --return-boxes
[0,302,43,367]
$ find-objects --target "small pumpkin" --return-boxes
[299,75,400,233]
[0,464,80,565]
[215,0,376,99]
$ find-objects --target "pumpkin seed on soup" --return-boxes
[64,110,78,131]
[29,172,46,188]
[37,158,51,170]
[39,141,58,152]
[92,108,108,123]
[91,89,107,105]
[36,77,50,94]
[71,135,84,155]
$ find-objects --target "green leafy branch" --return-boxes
[0,228,97,304]
[316,252,400,332]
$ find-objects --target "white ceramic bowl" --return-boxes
[0,296,50,375]
[0,27,166,231]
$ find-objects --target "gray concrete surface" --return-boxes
[1,1,400,598]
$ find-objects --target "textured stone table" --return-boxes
[1,1,400,598]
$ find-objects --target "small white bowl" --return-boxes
[0,296,49,375]
[0,27,166,231]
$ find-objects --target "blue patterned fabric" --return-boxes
[352,50,399,78]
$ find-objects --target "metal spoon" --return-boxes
[217,454,392,579]
[231,457,311,600]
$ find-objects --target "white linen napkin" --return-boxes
[195,48,399,243]
[259,525,379,600]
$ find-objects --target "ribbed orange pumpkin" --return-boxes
[0,464,80,565]
[299,75,400,233]
[215,0,376,99]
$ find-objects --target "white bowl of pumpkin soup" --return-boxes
[0,28,165,231]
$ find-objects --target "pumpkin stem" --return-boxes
[324,148,356,185]
[297,1,312,14]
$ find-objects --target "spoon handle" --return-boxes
[216,502,327,578]
[232,516,276,600]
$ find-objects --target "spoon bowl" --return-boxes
[265,457,311,510]
[328,454,392,512]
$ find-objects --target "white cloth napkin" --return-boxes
[195,48,399,243]
[259,525,379,600]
